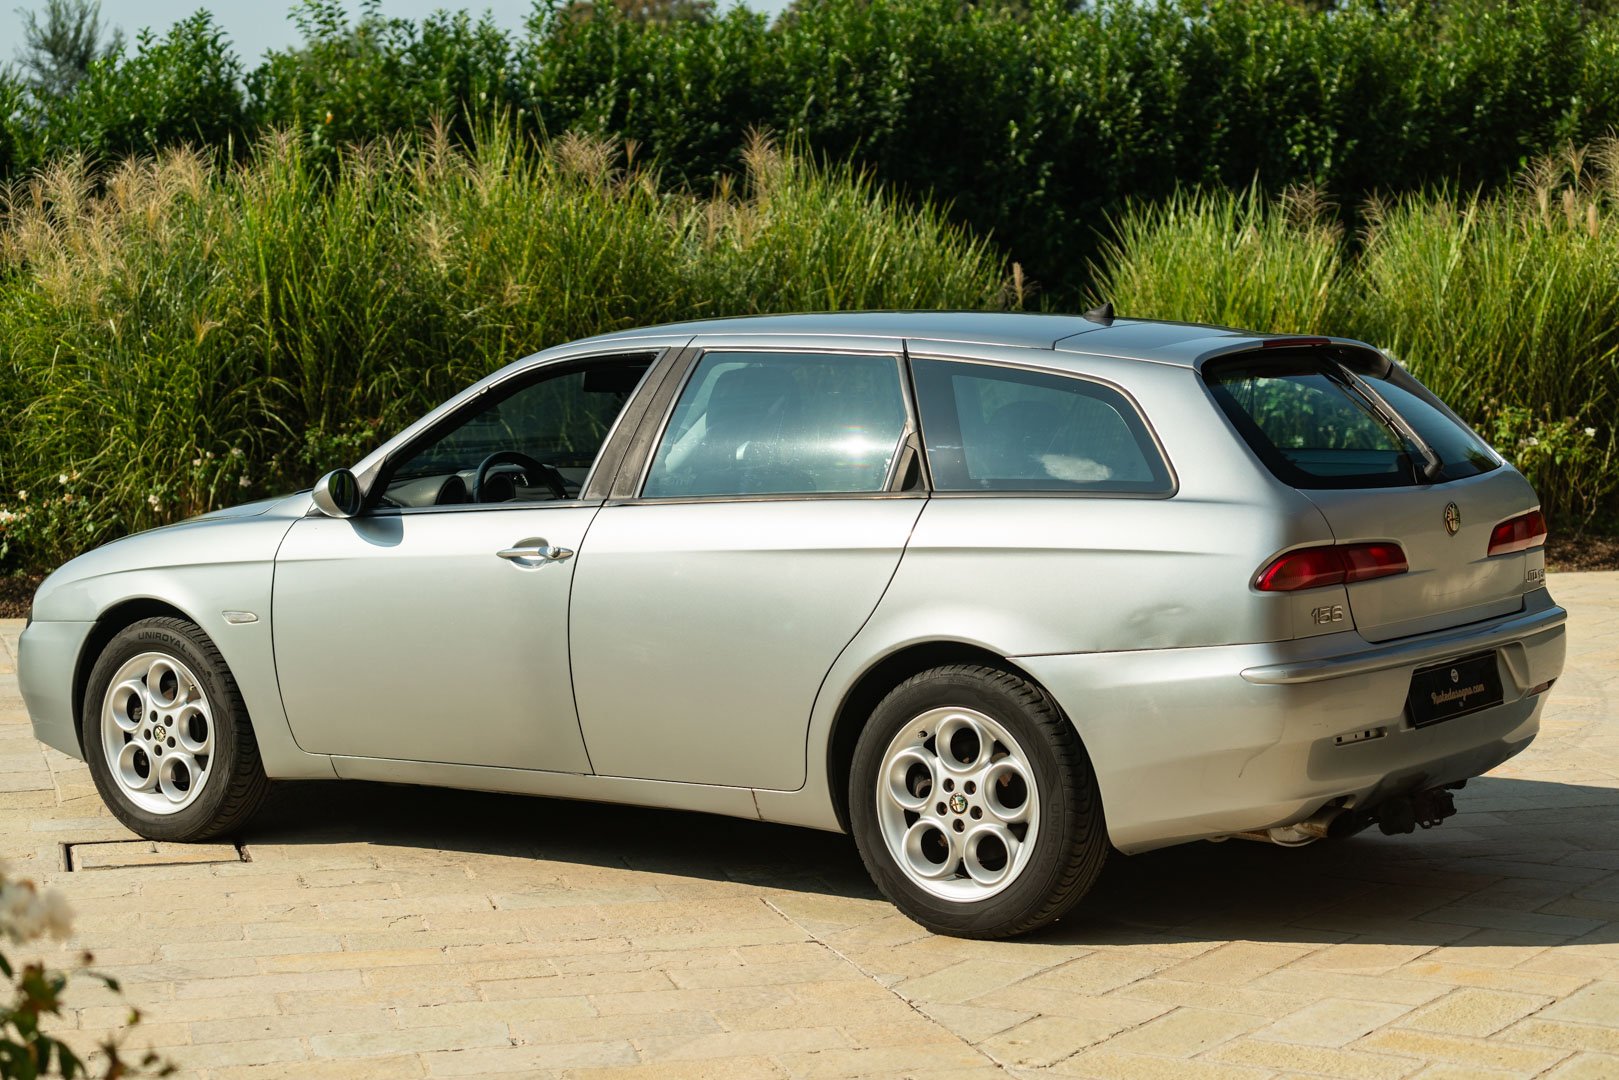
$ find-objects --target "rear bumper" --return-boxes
[1016,589,1566,853]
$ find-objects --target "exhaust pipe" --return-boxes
[1231,801,1351,847]
[1230,783,1461,847]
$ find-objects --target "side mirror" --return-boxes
[311,469,362,518]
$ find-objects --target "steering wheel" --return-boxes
[470,451,570,502]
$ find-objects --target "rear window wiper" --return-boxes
[1324,363,1444,483]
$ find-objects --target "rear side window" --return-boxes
[1205,354,1499,489]
[912,359,1173,493]
[642,351,908,498]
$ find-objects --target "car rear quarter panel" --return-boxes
[883,346,1346,655]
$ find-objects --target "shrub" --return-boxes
[21,13,247,166]
[1090,146,1619,527]
[6,0,1619,289]
[0,126,1009,570]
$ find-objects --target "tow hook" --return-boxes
[1375,784,1460,835]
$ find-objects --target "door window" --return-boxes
[379,357,651,508]
[912,359,1172,493]
[642,352,908,498]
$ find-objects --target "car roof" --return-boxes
[576,310,1285,367]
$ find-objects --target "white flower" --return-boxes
[147,494,161,508]
[238,476,251,488]
[57,473,68,485]
[0,876,74,944]
[191,458,202,467]
[1585,427,1597,437]
[229,447,243,458]
[1525,436,1540,447]
[0,510,13,525]
[17,490,26,501]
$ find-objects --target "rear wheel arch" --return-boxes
[826,641,1061,832]
[73,598,197,755]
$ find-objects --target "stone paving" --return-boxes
[0,571,1616,1079]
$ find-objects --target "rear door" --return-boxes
[1205,349,1544,642]
[568,340,924,791]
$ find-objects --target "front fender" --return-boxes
[22,497,334,779]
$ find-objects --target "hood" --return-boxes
[30,491,314,622]
[188,494,295,522]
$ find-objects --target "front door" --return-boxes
[273,354,654,770]
[569,346,923,790]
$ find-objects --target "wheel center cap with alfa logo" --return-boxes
[1450,668,1461,684]
[949,793,968,814]
[1443,502,1461,535]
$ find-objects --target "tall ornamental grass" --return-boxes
[1090,147,1619,526]
[0,127,1009,569]
[1094,187,1350,336]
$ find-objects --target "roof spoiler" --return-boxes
[1223,335,1393,378]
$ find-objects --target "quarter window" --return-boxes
[912,359,1172,493]
[642,352,908,498]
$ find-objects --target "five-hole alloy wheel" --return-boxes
[850,664,1109,938]
[80,617,271,842]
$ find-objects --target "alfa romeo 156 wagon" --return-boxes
[19,311,1565,938]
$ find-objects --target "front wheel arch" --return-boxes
[826,641,1057,833]
[73,597,196,756]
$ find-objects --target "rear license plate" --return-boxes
[1406,652,1504,728]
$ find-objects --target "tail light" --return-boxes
[1488,510,1547,556]
[1255,542,1409,591]
[1260,336,1333,349]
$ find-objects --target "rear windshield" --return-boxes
[1204,353,1500,489]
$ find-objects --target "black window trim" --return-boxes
[904,349,1180,501]
[359,348,668,517]
[609,345,925,506]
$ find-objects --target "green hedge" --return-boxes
[6,0,1619,287]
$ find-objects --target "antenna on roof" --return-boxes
[1083,301,1114,326]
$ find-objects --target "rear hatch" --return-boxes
[1205,344,1543,642]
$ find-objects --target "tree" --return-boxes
[562,0,718,25]
[12,0,123,99]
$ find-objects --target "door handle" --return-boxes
[496,538,574,563]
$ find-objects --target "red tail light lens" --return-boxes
[1339,542,1409,582]
[1255,543,1409,591]
[1487,510,1547,556]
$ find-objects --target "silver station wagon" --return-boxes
[19,311,1566,938]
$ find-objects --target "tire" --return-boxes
[80,617,271,842]
[849,664,1109,938]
